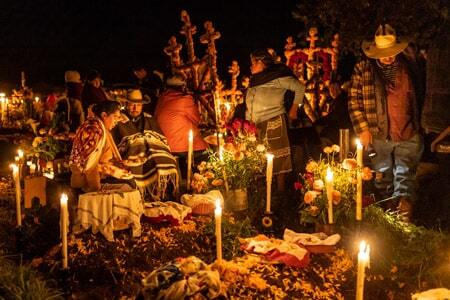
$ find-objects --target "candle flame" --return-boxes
[188,129,193,140]
[17,149,24,159]
[326,166,333,182]
[358,240,370,262]
[10,163,18,172]
[266,153,274,161]
[60,193,68,205]
[355,139,362,149]
[215,198,222,215]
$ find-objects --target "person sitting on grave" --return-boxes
[69,100,134,193]
[111,89,178,200]
[154,74,208,179]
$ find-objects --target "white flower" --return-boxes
[256,144,266,152]
[313,179,324,191]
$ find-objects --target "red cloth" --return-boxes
[387,64,416,142]
[155,89,208,153]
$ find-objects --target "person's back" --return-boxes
[155,84,207,153]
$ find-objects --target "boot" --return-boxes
[397,197,413,223]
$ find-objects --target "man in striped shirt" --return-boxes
[348,24,425,221]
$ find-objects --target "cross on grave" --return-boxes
[200,20,221,85]
[224,60,242,105]
[180,10,197,64]
[284,36,297,65]
[306,27,319,49]
[163,36,183,71]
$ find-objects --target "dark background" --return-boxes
[0,0,301,90]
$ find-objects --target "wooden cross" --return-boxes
[306,27,319,49]
[200,20,221,85]
[180,10,197,64]
[163,36,183,70]
[224,60,242,105]
[284,36,297,65]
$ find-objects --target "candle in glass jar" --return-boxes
[265,153,274,213]
[356,139,363,221]
[60,193,69,269]
[356,241,370,300]
[215,198,222,263]
[326,167,334,224]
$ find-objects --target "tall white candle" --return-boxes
[326,167,334,224]
[17,149,24,180]
[60,193,69,269]
[265,153,274,213]
[187,129,194,190]
[10,164,22,226]
[356,241,370,300]
[215,198,222,263]
[356,139,363,221]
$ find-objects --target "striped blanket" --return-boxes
[117,130,178,201]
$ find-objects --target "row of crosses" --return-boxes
[163,10,242,129]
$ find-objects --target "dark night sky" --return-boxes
[0,0,301,89]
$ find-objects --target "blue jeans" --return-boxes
[371,134,423,202]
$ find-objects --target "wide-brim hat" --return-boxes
[125,89,150,104]
[362,24,410,59]
[65,70,81,83]
[166,74,186,87]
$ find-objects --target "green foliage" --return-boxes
[204,216,257,260]
[0,256,63,300]
[31,136,67,161]
[357,206,450,287]
[292,0,449,51]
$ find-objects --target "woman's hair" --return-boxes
[91,101,120,118]
[250,49,275,66]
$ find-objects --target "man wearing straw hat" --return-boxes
[348,24,425,221]
[112,89,178,201]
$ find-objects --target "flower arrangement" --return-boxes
[30,129,67,161]
[296,145,373,225]
[191,119,267,193]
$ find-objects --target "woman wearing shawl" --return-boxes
[246,49,305,193]
[69,101,132,192]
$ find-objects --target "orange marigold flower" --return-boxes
[342,158,358,170]
[362,167,373,181]
[304,191,319,204]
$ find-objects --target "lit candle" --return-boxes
[29,164,36,175]
[265,153,274,213]
[187,129,193,190]
[356,139,363,221]
[60,193,69,269]
[10,164,22,226]
[215,198,222,263]
[326,167,334,224]
[14,156,19,163]
[17,149,24,161]
[356,241,370,300]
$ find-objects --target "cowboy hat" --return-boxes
[166,74,186,87]
[64,70,81,83]
[362,24,410,59]
[126,89,150,104]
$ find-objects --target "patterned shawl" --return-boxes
[118,130,178,201]
[69,117,105,171]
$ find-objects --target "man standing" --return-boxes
[133,66,163,115]
[348,24,424,221]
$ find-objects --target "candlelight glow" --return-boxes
[10,163,18,173]
[358,241,370,261]
[355,138,362,149]
[326,166,333,182]
[215,198,222,215]
[188,129,193,141]
[266,153,274,161]
[60,193,68,206]
[17,149,24,159]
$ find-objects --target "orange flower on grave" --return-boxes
[331,144,340,153]
[309,205,320,217]
[204,171,215,179]
[234,151,244,161]
[304,191,319,204]
[332,190,341,205]
[313,179,324,191]
[305,160,318,173]
[211,179,224,186]
[342,158,358,170]
[224,142,235,152]
[323,146,333,154]
[362,167,373,181]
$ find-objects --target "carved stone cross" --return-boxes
[306,27,319,49]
